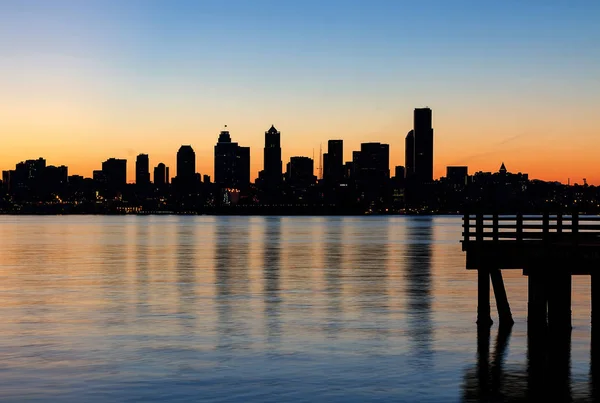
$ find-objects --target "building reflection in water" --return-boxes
[263,216,282,345]
[323,217,344,338]
[404,216,434,369]
[214,217,251,350]
[101,219,128,327]
[134,219,150,316]
[175,217,196,330]
[350,218,389,342]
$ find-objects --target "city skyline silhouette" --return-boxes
[1,2,599,184]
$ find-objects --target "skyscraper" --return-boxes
[325,139,343,185]
[214,128,250,190]
[176,145,196,184]
[354,142,390,205]
[286,156,316,188]
[136,154,150,185]
[405,130,415,178]
[101,158,127,187]
[263,125,282,187]
[413,108,434,183]
[154,163,167,186]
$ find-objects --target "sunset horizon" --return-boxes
[2,1,599,184]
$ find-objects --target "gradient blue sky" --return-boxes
[1,0,599,182]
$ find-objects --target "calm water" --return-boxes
[0,216,596,402]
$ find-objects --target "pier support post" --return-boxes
[527,271,547,330]
[477,269,493,326]
[490,269,514,326]
[593,274,600,342]
[548,270,572,333]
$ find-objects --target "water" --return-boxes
[0,216,595,402]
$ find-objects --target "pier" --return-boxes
[462,212,600,332]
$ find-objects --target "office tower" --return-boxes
[165,167,170,184]
[136,154,150,185]
[446,166,468,186]
[214,128,250,189]
[101,158,127,187]
[356,143,390,181]
[154,163,167,185]
[203,174,211,184]
[325,140,343,185]
[237,146,250,188]
[405,130,415,178]
[286,156,316,187]
[176,145,196,183]
[44,165,68,187]
[263,125,282,187]
[395,166,406,179]
[354,143,390,205]
[2,170,11,193]
[413,108,434,182]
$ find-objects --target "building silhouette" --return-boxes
[136,154,150,185]
[261,125,282,188]
[413,108,434,183]
[405,130,415,178]
[154,163,167,186]
[101,158,127,187]
[214,128,250,190]
[286,156,316,188]
[176,145,196,185]
[354,142,390,207]
[324,140,344,185]
[446,166,468,186]
[395,166,406,181]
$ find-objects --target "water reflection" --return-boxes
[350,218,389,341]
[214,217,251,350]
[135,220,149,316]
[405,216,434,369]
[323,217,344,338]
[263,217,282,345]
[175,218,196,329]
[462,327,578,402]
[101,221,128,327]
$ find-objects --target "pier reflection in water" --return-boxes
[0,215,598,402]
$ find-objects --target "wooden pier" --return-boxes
[462,212,600,331]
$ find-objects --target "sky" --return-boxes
[1,0,599,183]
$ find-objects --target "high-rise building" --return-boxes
[101,158,127,187]
[214,128,250,190]
[262,125,282,187]
[176,145,196,184]
[354,143,390,205]
[413,108,434,182]
[136,154,150,185]
[237,146,250,188]
[446,166,468,186]
[395,165,406,180]
[355,143,390,182]
[154,163,167,185]
[405,130,415,178]
[286,156,316,187]
[324,140,343,185]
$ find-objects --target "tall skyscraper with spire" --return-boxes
[413,107,434,183]
[262,125,282,187]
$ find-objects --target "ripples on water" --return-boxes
[0,216,596,401]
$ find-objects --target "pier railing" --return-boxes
[462,213,600,243]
